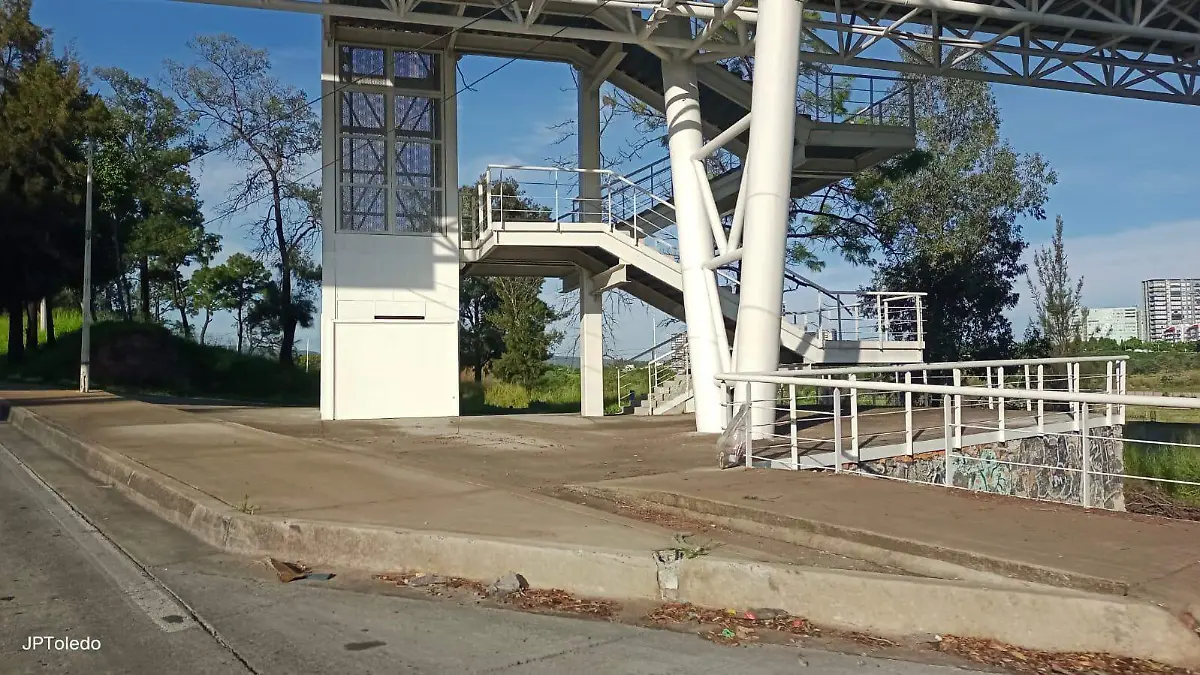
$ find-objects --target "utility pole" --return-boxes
[80,139,95,393]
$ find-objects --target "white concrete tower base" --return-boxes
[319,31,462,420]
[579,268,605,417]
[662,52,725,434]
[733,0,805,438]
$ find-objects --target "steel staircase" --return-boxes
[460,164,926,414]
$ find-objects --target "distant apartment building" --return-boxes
[1142,279,1200,342]
[1085,306,1141,342]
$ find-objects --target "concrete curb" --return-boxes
[8,404,1200,668]
[568,484,1129,597]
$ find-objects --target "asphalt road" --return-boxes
[0,423,980,675]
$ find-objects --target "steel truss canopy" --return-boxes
[177,0,1200,103]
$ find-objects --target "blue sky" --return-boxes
[34,0,1200,357]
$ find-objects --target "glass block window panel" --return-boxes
[395,189,440,234]
[394,141,439,188]
[394,51,439,90]
[340,185,387,233]
[340,137,386,185]
[394,95,438,138]
[339,46,386,84]
[340,92,385,133]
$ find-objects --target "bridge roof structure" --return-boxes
[180,0,1200,104]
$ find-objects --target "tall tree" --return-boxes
[95,67,208,323]
[0,1,99,363]
[458,178,554,382]
[192,253,271,351]
[168,35,320,366]
[460,276,504,383]
[490,277,563,390]
[810,50,1056,361]
[1027,215,1087,356]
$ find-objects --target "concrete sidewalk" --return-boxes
[0,389,684,552]
[4,387,1200,667]
[577,468,1200,613]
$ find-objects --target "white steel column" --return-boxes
[733,0,804,438]
[579,269,605,417]
[577,73,605,415]
[662,51,724,434]
[577,69,602,222]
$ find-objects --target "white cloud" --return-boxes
[1013,219,1200,327]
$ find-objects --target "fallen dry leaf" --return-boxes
[935,634,1197,675]
[505,588,619,618]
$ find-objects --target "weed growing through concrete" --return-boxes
[671,533,717,559]
[236,495,259,515]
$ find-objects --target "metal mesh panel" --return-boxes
[394,51,438,89]
[340,185,386,233]
[395,189,439,234]
[340,137,386,185]
[339,46,385,84]
[340,92,385,132]
[394,95,437,137]
[395,141,437,188]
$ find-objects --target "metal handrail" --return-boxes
[749,354,1130,378]
[620,332,685,365]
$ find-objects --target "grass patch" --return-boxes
[1124,421,1200,507]
[1125,444,1200,506]
[459,364,656,415]
[0,307,84,355]
[0,320,318,405]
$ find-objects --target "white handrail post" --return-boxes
[916,295,924,344]
[904,371,913,456]
[1118,360,1127,423]
[744,391,753,468]
[997,365,1006,442]
[952,368,963,449]
[942,392,953,487]
[485,167,494,227]
[875,294,882,340]
[1071,362,1081,431]
[1037,364,1045,433]
[986,366,994,409]
[1024,364,1032,411]
[1080,401,1091,508]
[789,383,798,470]
[833,387,843,471]
[1105,360,1114,425]
[476,181,485,233]
[849,374,859,464]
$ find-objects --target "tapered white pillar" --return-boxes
[577,74,606,417]
[734,0,804,438]
[662,52,725,434]
[579,269,605,417]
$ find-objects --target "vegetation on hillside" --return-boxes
[0,319,318,404]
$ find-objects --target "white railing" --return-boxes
[473,165,682,263]
[645,340,690,414]
[787,291,925,344]
[716,356,1200,515]
[613,332,686,414]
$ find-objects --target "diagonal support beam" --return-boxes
[586,44,627,90]
[561,264,628,294]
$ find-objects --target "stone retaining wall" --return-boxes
[859,425,1126,510]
